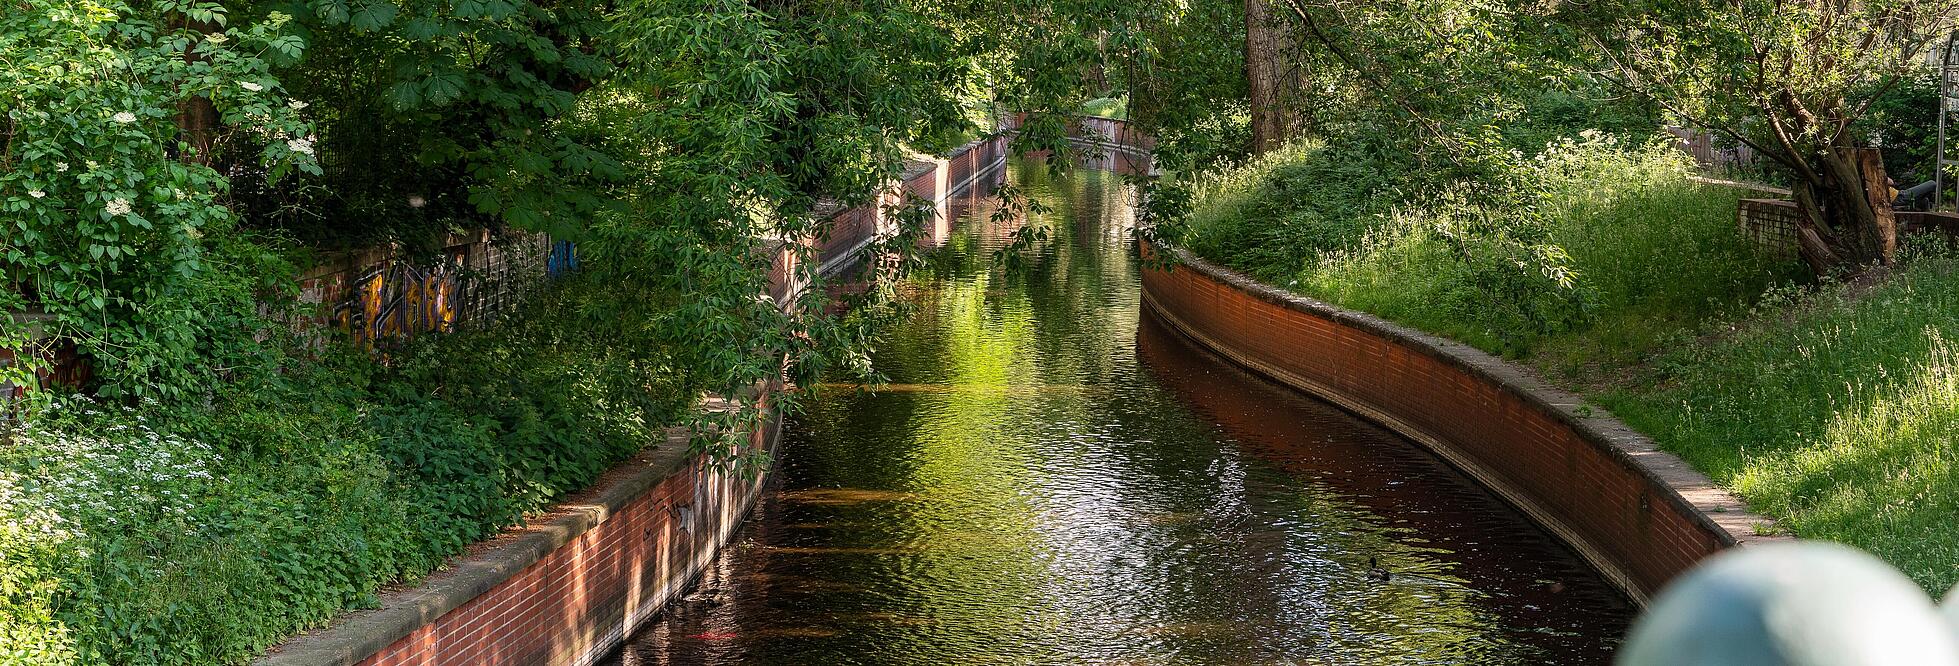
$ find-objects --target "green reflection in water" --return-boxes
[604,160,1632,666]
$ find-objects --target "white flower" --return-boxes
[28,190,45,199]
[104,198,132,216]
[407,195,427,209]
[288,100,308,111]
[85,160,98,170]
[112,111,137,124]
[238,81,264,92]
[204,33,228,44]
[55,162,69,172]
[285,138,314,156]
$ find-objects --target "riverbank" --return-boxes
[0,276,699,666]
[601,158,1638,665]
[1175,136,1959,593]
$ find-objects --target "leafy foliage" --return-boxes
[1,2,318,399]
[1180,132,1795,356]
[1,0,1128,663]
[0,277,688,665]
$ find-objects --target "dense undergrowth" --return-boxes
[1178,132,1959,593]
[1181,133,1801,359]
[0,276,689,665]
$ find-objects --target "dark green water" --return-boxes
[603,160,1634,665]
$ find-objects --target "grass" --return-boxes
[1180,135,1959,593]
[1181,135,1799,359]
[1080,96,1128,120]
[1602,251,1959,592]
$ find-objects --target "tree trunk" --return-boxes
[1246,0,1305,154]
[170,14,221,166]
[1793,146,1896,272]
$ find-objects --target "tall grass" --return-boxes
[1603,254,1959,592]
[1180,132,1959,594]
[1080,96,1128,120]
[1181,135,1799,358]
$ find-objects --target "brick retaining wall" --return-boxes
[257,402,779,666]
[255,129,1019,666]
[1139,243,1787,603]
[1737,198,1803,259]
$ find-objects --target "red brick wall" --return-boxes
[322,415,778,666]
[1140,245,1783,602]
[814,134,1012,275]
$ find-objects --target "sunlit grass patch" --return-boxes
[1080,96,1128,120]
[1602,257,1959,592]
[1181,135,1797,358]
[1178,133,1959,593]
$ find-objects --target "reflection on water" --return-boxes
[602,160,1634,665]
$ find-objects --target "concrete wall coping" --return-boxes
[1149,243,1787,570]
[254,428,700,666]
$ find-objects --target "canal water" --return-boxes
[603,158,1635,664]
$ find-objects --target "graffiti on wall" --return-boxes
[298,232,554,346]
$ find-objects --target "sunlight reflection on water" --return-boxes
[601,159,1633,665]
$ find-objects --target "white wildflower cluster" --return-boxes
[204,33,229,45]
[104,198,132,216]
[0,472,76,548]
[2,405,224,541]
[288,100,308,111]
[112,111,137,124]
[238,81,264,93]
[286,137,315,156]
[28,190,45,199]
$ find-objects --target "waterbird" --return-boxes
[1367,556,1391,583]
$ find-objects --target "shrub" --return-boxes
[0,278,688,665]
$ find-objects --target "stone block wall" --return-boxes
[1737,198,1802,258]
[297,230,556,345]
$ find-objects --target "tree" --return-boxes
[1575,0,1959,272]
[1246,0,1307,153]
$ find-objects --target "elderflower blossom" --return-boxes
[238,81,264,92]
[288,100,308,111]
[204,33,228,44]
[104,198,132,216]
[28,190,45,199]
[112,111,136,124]
[286,138,315,156]
[55,162,69,172]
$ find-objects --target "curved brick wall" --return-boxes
[1139,243,1786,603]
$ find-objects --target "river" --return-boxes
[601,157,1634,665]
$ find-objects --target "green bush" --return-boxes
[0,278,688,665]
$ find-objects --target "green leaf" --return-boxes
[350,1,399,31]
